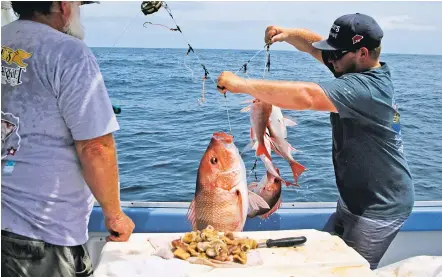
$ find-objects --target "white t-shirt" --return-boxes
[1,20,120,246]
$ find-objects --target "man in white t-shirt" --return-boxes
[1,2,135,276]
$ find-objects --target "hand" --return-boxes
[104,210,135,242]
[216,71,247,94]
[265,25,288,44]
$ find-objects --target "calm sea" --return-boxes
[91,47,442,203]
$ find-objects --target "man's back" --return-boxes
[319,60,415,219]
[1,20,119,246]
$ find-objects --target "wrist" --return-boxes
[102,203,123,218]
[285,28,299,41]
[238,78,249,93]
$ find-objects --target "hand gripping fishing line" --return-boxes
[141,1,272,137]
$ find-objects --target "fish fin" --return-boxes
[268,137,284,157]
[186,199,197,231]
[256,142,272,161]
[238,189,245,230]
[260,161,299,188]
[283,117,297,127]
[250,127,258,142]
[269,139,279,153]
[241,141,257,154]
[260,155,279,180]
[289,143,298,153]
[259,197,282,220]
[240,105,251,113]
[241,99,254,104]
[290,160,306,185]
[248,190,270,213]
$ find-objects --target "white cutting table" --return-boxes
[93,229,378,277]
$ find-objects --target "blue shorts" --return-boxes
[323,198,410,269]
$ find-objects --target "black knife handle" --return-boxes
[266,236,307,247]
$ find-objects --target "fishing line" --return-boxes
[109,11,142,52]
[243,45,271,182]
[141,1,272,137]
[104,10,143,114]
[141,1,275,183]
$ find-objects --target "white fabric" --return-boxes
[374,256,442,277]
[93,229,377,277]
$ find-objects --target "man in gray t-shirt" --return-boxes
[216,13,414,270]
[2,2,134,276]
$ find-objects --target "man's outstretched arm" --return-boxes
[265,26,325,64]
[217,72,337,112]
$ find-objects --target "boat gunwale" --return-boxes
[96,200,442,208]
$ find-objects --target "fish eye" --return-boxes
[210,157,218,164]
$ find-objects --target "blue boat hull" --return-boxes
[87,201,442,268]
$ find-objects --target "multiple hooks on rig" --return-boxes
[141,1,272,91]
[140,1,272,136]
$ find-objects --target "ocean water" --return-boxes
[91,47,442,203]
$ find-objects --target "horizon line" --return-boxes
[88,46,441,56]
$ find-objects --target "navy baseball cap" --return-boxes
[312,13,383,51]
[81,1,100,5]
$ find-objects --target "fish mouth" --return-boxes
[213,132,233,144]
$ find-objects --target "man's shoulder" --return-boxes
[50,33,95,65]
[338,63,392,86]
[3,20,95,65]
[350,62,391,79]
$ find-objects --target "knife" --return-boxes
[257,236,307,248]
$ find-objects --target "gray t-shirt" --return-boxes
[318,56,414,219]
[1,20,119,246]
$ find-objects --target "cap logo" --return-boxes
[329,24,340,39]
[352,35,364,44]
[331,24,341,32]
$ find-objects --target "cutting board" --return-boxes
[94,229,375,277]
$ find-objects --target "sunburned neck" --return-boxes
[356,60,382,73]
[20,14,63,33]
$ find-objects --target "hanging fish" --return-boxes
[248,169,283,219]
[187,132,269,232]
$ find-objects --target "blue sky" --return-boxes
[79,1,441,55]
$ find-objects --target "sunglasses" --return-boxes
[327,49,357,61]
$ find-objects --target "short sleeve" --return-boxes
[58,55,119,140]
[318,75,373,119]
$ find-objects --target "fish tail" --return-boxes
[256,142,272,161]
[289,160,306,185]
[259,197,282,220]
[281,179,299,188]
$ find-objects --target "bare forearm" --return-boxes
[242,79,313,110]
[239,79,336,112]
[76,135,121,216]
[283,28,324,63]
